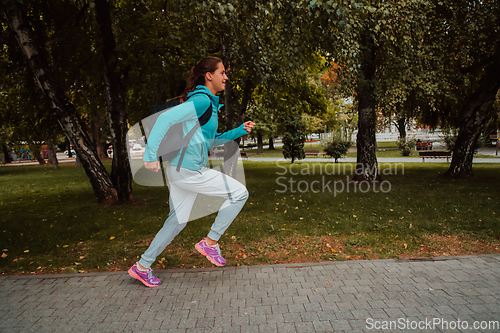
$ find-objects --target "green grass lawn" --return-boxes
[1,161,499,275]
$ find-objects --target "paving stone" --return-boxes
[1,254,499,333]
[265,313,284,324]
[276,322,297,333]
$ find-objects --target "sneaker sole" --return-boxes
[128,267,161,288]
[195,243,225,267]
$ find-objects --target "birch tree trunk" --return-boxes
[2,0,119,206]
[94,0,133,202]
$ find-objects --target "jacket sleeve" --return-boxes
[212,123,249,147]
[143,99,209,162]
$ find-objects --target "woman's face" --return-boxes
[206,62,228,94]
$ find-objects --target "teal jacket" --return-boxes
[143,85,248,170]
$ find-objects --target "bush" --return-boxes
[324,141,350,163]
[322,132,351,163]
[397,137,416,156]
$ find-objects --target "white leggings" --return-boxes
[139,165,249,268]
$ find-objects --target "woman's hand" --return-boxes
[243,121,256,133]
[144,160,160,172]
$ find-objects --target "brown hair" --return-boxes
[180,56,222,102]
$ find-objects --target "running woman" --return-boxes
[128,57,255,287]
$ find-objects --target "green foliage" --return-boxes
[323,134,351,163]
[321,115,353,162]
[245,101,277,141]
[281,113,306,163]
[442,130,458,152]
[397,137,416,156]
[303,114,324,135]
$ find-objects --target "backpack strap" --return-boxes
[186,91,212,126]
[175,92,213,171]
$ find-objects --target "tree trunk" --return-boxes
[29,143,45,165]
[257,134,264,154]
[269,136,275,150]
[94,0,132,202]
[236,76,254,125]
[90,110,108,160]
[46,138,59,169]
[352,37,381,182]
[220,33,234,131]
[3,0,119,206]
[396,115,406,139]
[445,53,500,178]
[220,34,254,178]
[2,144,12,163]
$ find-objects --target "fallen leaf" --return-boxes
[24,250,29,253]
[1,253,7,258]
[109,236,115,240]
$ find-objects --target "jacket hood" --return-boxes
[188,85,217,100]
[187,85,222,110]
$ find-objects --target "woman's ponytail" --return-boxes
[179,57,222,102]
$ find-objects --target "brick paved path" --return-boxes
[1,254,499,332]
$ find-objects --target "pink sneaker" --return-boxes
[195,238,226,266]
[128,263,161,287]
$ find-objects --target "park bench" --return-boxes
[419,151,451,162]
[305,150,319,156]
[416,141,433,150]
[304,150,327,157]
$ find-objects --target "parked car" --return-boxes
[64,149,76,156]
[132,143,142,151]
